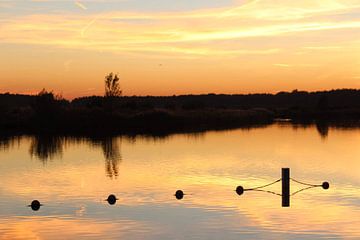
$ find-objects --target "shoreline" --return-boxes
[1,110,360,136]
[1,89,360,135]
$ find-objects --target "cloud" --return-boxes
[0,2,14,8]
[303,46,343,50]
[81,15,101,37]
[273,63,320,68]
[274,64,291,67]
[75,1,87,10]
[0,0,359,57]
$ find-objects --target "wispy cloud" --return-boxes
[274,64,291,67]
[303,46,343,50]
[75,1,87,11]
[81,15,102,37]
[0,0,359,57]
[273,63,320,68]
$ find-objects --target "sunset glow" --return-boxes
[0,0,359,98]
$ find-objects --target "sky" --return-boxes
[0,0,359,99]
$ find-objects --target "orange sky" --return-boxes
[0,0,359,99]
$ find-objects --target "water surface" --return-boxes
[0,123,359,239]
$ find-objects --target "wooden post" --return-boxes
[282,168,290,207]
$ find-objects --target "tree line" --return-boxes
[1,73,360,134]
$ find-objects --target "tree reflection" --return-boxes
[315,121,329,139]
[29,135,63,162]
[90,136,122,179]
[0,135,14,151]
[102,138,121,179]
[26,134,122,178]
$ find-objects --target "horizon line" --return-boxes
[1,88,360,101]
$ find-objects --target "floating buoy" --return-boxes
[175,190,184,200]
[322,182,330,190]
[106,194,118,205]
[236,186,244,195]
[29,200,41,211]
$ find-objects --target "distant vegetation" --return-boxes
[104,72,122,97]
[1,89,360,134]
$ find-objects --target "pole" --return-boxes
[282,168,290,207]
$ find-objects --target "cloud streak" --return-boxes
[75,1,87,10]
[0,0,359,58]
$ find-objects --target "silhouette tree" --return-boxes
[104,72,122,97]
[34,89,56,115]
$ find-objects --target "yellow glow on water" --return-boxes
[0,218,146,240]
[0,124,360,238]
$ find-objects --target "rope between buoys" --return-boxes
[251,189,282,196]
[245,178,281,191]
[290,178,321,187]
[291,186,318,196]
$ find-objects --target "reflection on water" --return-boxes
[29,135,63,161]
[0,122,360,239]
[315,121,330,139]
[0,135,20,151]
[91,137,122,179]
[13,134,123,178]
[235,169,330,208]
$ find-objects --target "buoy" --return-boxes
[322,182,330,190]
[236,186,244,195]
[30,200,41,211]
[107,194,117,205]
[175,190,184,200]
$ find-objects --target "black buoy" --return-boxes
[107,194,117,205]
[236,186,244,195]
[322,182,330,190]
[175,190,184,200]
[30,200,41,211]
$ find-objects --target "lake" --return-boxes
[0,123,359,239]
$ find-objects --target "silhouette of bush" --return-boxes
[34,89,57,116]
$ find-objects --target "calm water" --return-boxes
[0,123,359,239]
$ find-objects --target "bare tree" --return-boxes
[104,72,122,97]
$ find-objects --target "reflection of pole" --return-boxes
[282,168,290,207]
